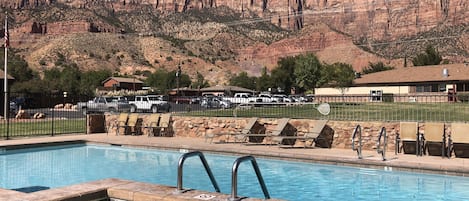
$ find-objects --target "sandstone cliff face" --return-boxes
[3,0,467,40]
[0,0,467,81]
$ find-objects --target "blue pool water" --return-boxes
[1,144,469,200]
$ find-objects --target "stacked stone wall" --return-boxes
[102,114,454,152]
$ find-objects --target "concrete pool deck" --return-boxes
[1,133,469,201]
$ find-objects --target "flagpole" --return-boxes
[3,12,7,121]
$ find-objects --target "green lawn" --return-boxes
[178,102,469,122]
[0,118,86,138]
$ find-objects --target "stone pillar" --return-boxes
[87,114,105,134]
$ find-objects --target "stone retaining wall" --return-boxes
[103,114,446,152]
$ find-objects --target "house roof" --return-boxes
[200,85,254,93]
[102,77,143,84]
[0,69,14,80]
[354,63,469,86]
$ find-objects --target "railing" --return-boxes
[230,156,270,201]
[376,127,387,161]
[175,151,220,194]
[175,94,469,122]
[1,108,87,139]
[4,93,469,138]
[351,125,362,159]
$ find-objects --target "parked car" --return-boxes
[77,96,131,115]
[272,94,293,102]
[172,96,200,104]
[201,97,232,109]
[128,95,171,113]
[289,95,313,102]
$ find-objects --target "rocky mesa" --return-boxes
[0,0,467,84]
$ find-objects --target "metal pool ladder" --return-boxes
[175,151,220,193]
[351,124,363,159]
[376,127,387,161]
[230,156,270,201]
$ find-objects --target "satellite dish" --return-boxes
[316,103,330,115]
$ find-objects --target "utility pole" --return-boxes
[176,63,181,98]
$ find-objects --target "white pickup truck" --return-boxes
[128,95,171,113]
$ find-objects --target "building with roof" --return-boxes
[315,63,469,102]
[102,77,144,91]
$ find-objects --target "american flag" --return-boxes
[4,19,8,48]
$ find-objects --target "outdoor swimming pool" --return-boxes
[1,144,469,200]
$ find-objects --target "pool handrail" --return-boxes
[376,127,387,161]
[351,124,363,159]
[230,155,270,201]
[175,151,220,194]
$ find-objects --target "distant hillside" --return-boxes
[0,0,467,85]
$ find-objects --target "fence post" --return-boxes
[51,108,54,136]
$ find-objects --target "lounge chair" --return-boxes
[205,117,265,143]
[125,113,141,135]
[396,122,424,156]
[268,118,297,146]
[270,119,328,148]
[158,113,172,137]
[423,122,446,157]
[146,113,161,137]
[449,123,469,158]
[298,119,329,148]
[114,113,129,136]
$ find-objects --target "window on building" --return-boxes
[439,84,446,92]
[370,90,383,102]
[456,83,469,92]
[415,84,441,92]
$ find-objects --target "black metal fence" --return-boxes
[1,92,89,139]
[2,93,469,139]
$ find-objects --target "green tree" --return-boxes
[43,67,63,91]
[7,55,35,82]
[293,53,322,93]
[59,64,81,94]
[256,67,273,92]
[145,69,169,93]
[322,62,355,94]
[361,62,394,74]
[271,56,296,94]
[229,71,256,90]
[412,45,442,66]
[145,69,191,94]
[79,70,112,96]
